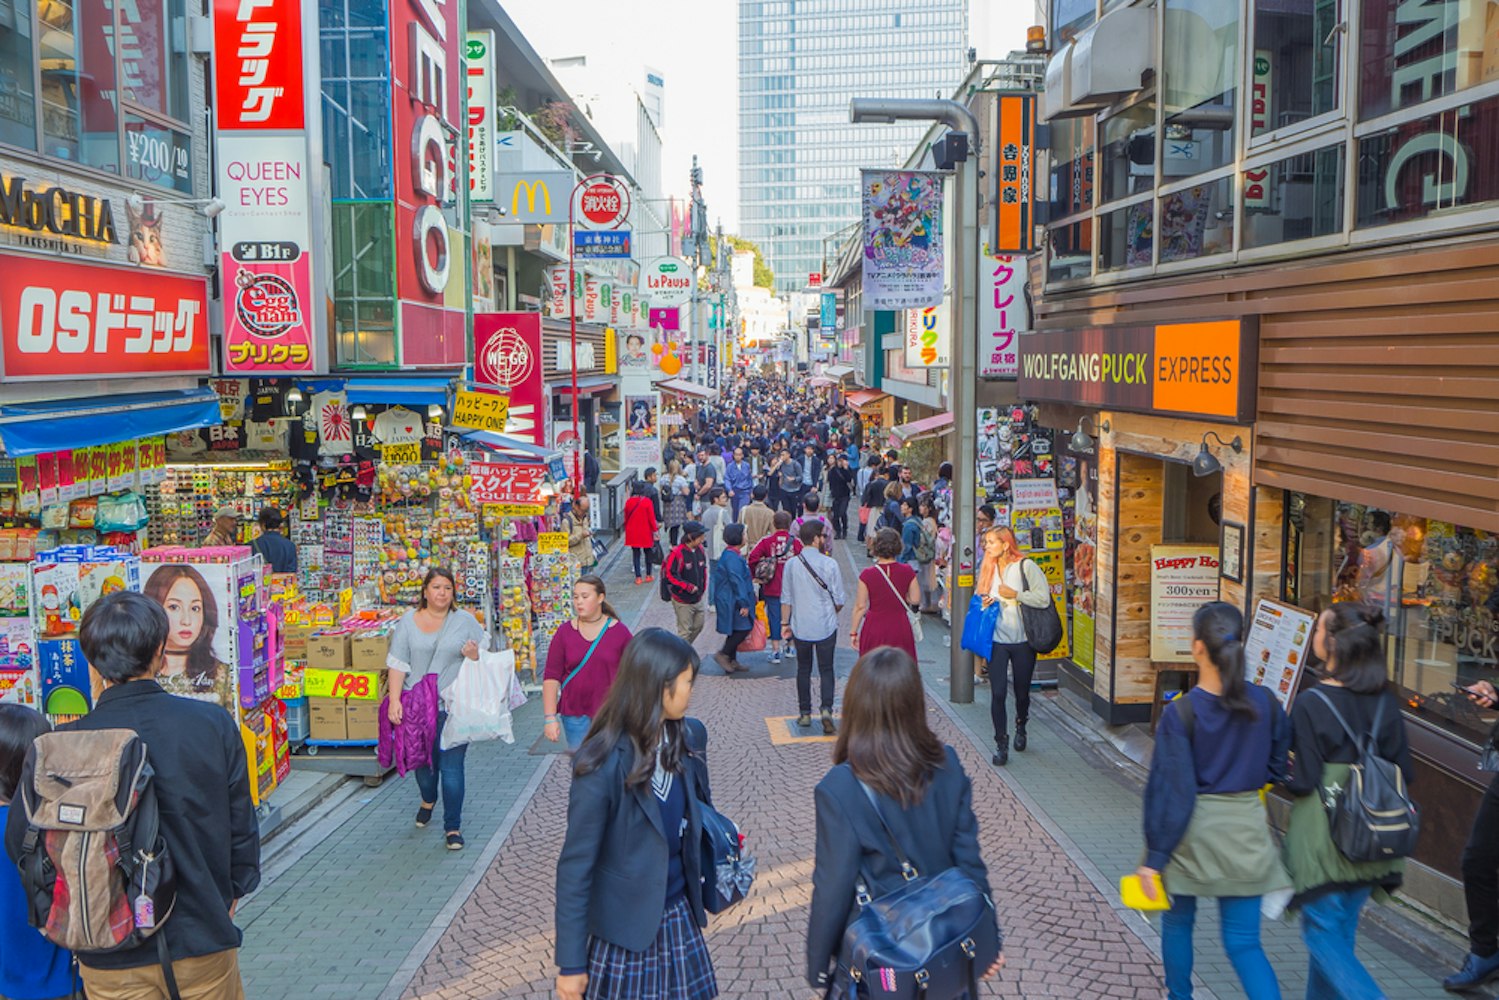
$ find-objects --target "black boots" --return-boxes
[1014,720,1028,752]
[992,735,1009,767]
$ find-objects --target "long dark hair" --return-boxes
[1193,602,1256,720]
[0,704,50,802]
[143,564,221,681]
[1322,603,1389,693]
[575,574,618,620]
[574,628,699,787]
[417,567,457,611]
[834,648,946,808]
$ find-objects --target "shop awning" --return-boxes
[656,379,718,400]
[0,388,222,457]
[453,428,550,461]
[345,377,452,407]
[554,377,616,396]
[846,389,889,410]
[808,376,836,388]
[824,365,855,380]
[888,412,954,445]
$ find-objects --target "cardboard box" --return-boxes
[308,696,347,741]
[349,631,389,671]
[344,697,381,741]
[306,632,351,671]
[282,623,311,659]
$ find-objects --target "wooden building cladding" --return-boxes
[1038,237,1499,533]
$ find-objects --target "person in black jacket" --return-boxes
[826,453,854,539]
[250,506,297,574]
[807,647,1004,994]
[554,628,717,1000]
[6,591,260,998]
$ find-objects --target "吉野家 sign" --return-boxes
[452,389,509,433]
[469,462,546,505]
[1015,319,1258,423]
[990,94,1037,254]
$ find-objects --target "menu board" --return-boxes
[1149,545,1220,662]
[1244,598,1317,709]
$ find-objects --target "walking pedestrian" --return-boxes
[542,576,632,751]
[1135,602,1290,1000]
[692,449,718,517]
[624,481,661,585]
[386,568,486,850]
[742,485,775,550]
[781,520,846,733]
[748,510,801,665]
[1283,604,1410,1000]
[250,506,297,574]
[856,457,883,544]
[1447,678,1499,990]
[976,527,1052,767]
[554,629,718,1000]
[662,522,709,645]
[849,528,920,662]
[792,492,832,541]
[914,494,941,614]
[827,453,854,539]
[700,487,730,599]
[776,448,805,514]
[710,524,756,675]
[725,448,754,519]
[806,647,1004,995]
[660,461,692,547]
[0,705,77,1000]
[564,494,596,572]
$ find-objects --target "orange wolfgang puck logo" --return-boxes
[1152,321,1241,419]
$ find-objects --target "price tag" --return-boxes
[488,503,545,517]
[537,531,569,555]
[957,574,974,588]
[507,542,527,557]
[275,682,302,701]
[303,669,383,700]
[381,442,421,464]
[453,390,509,433]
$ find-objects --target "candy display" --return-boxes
[146,463,296,547]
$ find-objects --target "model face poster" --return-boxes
[1244,599,1316,708]
[141,562,238,713]
[623,393,660,469]
[1149,545,1221,662]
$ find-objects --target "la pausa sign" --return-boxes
[0,177,119,245]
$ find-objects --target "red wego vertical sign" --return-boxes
[212,0,305,131]
[392,0,465,365]
[473,313,544,448]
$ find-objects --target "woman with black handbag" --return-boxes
[554,628,719,1000]
[975,527,1054,766]
[807,648,1004,999]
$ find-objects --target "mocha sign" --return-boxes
[1016,319,1257,423]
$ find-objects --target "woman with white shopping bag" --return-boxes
[543,575,633,750]
[386,567,486,851]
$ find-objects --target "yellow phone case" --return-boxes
[1119,873,1171,911]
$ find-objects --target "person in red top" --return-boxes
[747,510,803,664]
[850,527,921,662]
[623,480,660,585]
[542,575,634,750]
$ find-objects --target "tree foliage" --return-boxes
[710,235,776,289]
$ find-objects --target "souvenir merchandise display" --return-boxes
[145,463,297,547]
[529,552,577,678]
[495,555,536,678]
[0,562,35,708]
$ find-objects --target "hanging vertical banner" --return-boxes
[861,170,945,310]
[990,93,1037,253]
[623,393,660,468]
[820,292,837,330]
[464,31,496,203]
[979,252,1027,378]
[473,313,544,447]
[904,305,950,369]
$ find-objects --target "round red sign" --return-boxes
[578,177,629,228]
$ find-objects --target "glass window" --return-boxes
[1099,101,1157,202]
[1250,0,1340,136]
[1098,200,1152,270]
[1158,176,1234,262]
[1047,217,1093,281]
[39,0,119,169]
[1356,94,1499,229]
[123,112,190,192]
[1162,0,1238,176]
[1049,116,1095,217]
[1359,0,1499,120]
[1243,144,1344,247]
[117,0,188,119]
[0,0,37,148]
[1053,0,1094,42]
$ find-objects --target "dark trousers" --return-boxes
[782,487,805,514]
[721,627,752,659]
[668,525,681,546]
[795,633,837,714]
[857,507,869,542]
[988,641,1037,744]
[830,496,850,537]
[1463,772,1499,956]
[631,546,657,577]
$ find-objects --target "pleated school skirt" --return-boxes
[585,896,718,1000]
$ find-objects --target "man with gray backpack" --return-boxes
[5,591,260,999]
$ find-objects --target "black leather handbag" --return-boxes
[835,784,1000,999]
[1018,559,1063,655]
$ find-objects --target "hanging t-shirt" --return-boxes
[372,406,424,446]
[244,419,285,452]
[248,379,286,421]
[312,391,353,456]
[166,429,208,457]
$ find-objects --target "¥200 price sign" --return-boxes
[469,462,546,505]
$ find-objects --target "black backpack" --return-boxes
[1310,689,1420,863]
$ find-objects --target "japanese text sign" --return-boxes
[861,170,945,310]
[304,668,382,700]
[979,253,1027,378]
[0,253,210,379]
[212,0,306,131]
[903,306,950,369]
[453,389,509,433]
[469,462,546,504]
[990,94,1036,254]
[536,531,569,555]
[465,31,496,203]
[474,313,544,446]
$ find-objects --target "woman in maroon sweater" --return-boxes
[542,575,634,750]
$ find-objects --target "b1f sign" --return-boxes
[979,253,1027,378]
[465,31,496,203]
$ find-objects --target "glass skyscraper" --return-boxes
[738,0,969,294]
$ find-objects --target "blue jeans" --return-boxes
[1301,886,1384,999]
[415,710,468,833]
[560,714,591,750]
[1161,895,1281,1000]
[760,590,781,648]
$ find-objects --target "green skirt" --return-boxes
[1164,791,1293,899]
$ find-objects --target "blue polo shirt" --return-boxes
[0,804,75,1000]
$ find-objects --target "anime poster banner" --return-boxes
[861,170,945,311]
[623,393,660,469]
[140,561,239,712]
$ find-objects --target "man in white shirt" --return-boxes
[780,519,847,734]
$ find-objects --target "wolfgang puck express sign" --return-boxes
[1016,319,1257,423]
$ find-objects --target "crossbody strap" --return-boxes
[797,553,832,595]
[560,620,611,696]
[875,564,909,608]
[853,778,920,903]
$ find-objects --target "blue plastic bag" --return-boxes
[960,593,1001,660]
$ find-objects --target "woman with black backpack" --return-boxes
[806,648,1004,998]
[1284,603,1412,1000]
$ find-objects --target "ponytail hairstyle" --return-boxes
[1192,602,1256,720]
[574,574,618,621]
[1321,603,1389,694]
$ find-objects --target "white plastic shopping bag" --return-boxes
[440,648,516,749]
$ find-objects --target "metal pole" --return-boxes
[568,180,581,490]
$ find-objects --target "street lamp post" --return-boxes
[850,97,980,705]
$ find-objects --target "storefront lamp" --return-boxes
[428,404,444,421]
[349,403,367,422]
[284,386,304,412]
[1069,416,1108,454]
[1193,431,1243,477]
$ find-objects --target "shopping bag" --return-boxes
[960,594,1001,660]
[738,617,768,653]
[440,649,515,750]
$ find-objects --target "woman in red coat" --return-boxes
[623,480,661,584]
